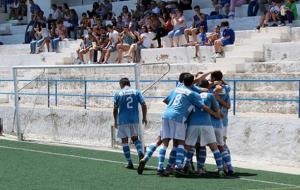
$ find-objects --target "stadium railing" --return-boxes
[0,79,299,118]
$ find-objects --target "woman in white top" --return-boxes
[168,8,186,47]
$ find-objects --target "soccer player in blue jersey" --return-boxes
[113,78,147,169]
[184,79,225,177]
[157,73,219,176]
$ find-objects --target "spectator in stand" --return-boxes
[39,22,54,52]
[168,8,186,47]
[99,24,119,64]
[151,13,171,48]
[51,20,67,52]
[66,9,79,39]
[179,0,192,10]
[228,0,247,18]
[158,1,168,15]
[211,0,230,17]
[25,13,40,43]
[124,25,152,62]
[30,24,43,54]
[280,0,298,25]
[185,26,208,58]
[93,26,109,63]
[62,3,70,19]
[80,13,91,35]
[102,0,112,19]
[132,4,146,21]
[17,0,27,20]
[7,0,19,20]
[115,25,136,63]
[257,0,282,28]
[29,0,41,15]
[120,5,132,26]
[184,5,207,44]
[87,2,100,18]
[48,4,63,29]
[77,31,99,64]
[248,0,259,16]
[213,21,235,57]
[207,25,221,45]
[150,1,160,14]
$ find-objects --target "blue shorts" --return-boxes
[108,45,116,52]
[168,27,186,38]
[221,39,233,46]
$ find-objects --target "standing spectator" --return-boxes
[184,5,207,44]
[29,0,41,15]
[99,24,119,64]
[213,21,235,57]
[66,9,78,39]
[115,25,136,63]
[280,0,298,25]
[168,8,186,47]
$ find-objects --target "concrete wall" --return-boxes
[1,105,299,168]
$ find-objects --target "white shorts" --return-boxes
[161,119,186,141]
[185,125,216,146]
[223,127,228,138]
[117,124,140,139]
[214,128,224,146]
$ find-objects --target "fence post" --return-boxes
[13,68,22,141]
[84,80,87,109]
[47,80,50,108]
[233,80,237,115]
[298,81,300,118]
[0,118,3,135]
[55,80,58,106]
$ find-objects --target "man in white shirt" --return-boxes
[99,24,119,64]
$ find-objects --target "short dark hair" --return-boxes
[194,5,200,9]
[183,73,194,87]
[211,71,223,81]
[179,72,189,83]
[220,20,229,27]
[106,24,113,29]
[119,78,131,87]
[198,79,209,88]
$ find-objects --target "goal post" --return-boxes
[12,63,143,145]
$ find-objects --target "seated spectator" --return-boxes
[124,25,152,62]
[248,0,259,16]
[213,21,235,57]
[211,0,230,17]
[51,20,67,52]
[17,0,27,20]
[207,25,221,45]
[92,26,109,63]
[151,13,171,48]
[115,25,136,63]
[87,2,100,18]
[150,1,160,14]
[168,8,186,47]
[7,0,19,20]
[79,13,91,35]
[120,5,132,26]
[25,13,39,44]
[179,0,192,10]
[228,0,247,18]
[30,25,43,54]
[257,0,282,28]
[102,0,112,19]
[280,0,298,25]
[184,5,207,44]
[99,24,119,64]
[48,4,63,29]
[77,31,99,64]
[185,26,208,58]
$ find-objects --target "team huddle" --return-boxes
[113,71,233,177]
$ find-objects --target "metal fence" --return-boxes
[0,79,299,118]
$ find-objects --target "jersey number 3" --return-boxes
[126,96,133,109]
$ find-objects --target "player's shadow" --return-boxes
[174,171,257,179]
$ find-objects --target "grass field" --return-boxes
[0,139,299,190]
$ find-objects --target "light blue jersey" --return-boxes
[177,82,203,94]
[209,84,231,128]
[113,86,145,125]
[188,92,219,126]
[162,86,204,123]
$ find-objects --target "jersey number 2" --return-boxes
[126,96,133,109]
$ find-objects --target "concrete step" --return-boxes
[0,94,9,104]
[249,61,300,73]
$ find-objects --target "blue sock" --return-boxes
[224,144,231,155]
[196,147,206,170]
[213,149,223,172]
[185,149,194,166]
[144,143,157,162]
[133,139,143,157]
[122,144,132,165]
[167,147,176,167]
[158,145,167,171]
[222,150,233,171]
[175,145,185,169]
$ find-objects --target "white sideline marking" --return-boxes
[0,145,300,189]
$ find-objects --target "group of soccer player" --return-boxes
[113,70,233,177]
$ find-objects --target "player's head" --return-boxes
[198,79,209,88]
[211,71,223,82]
[179,72,190,83]
[183,73,194,87]
[119,78,130,88]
